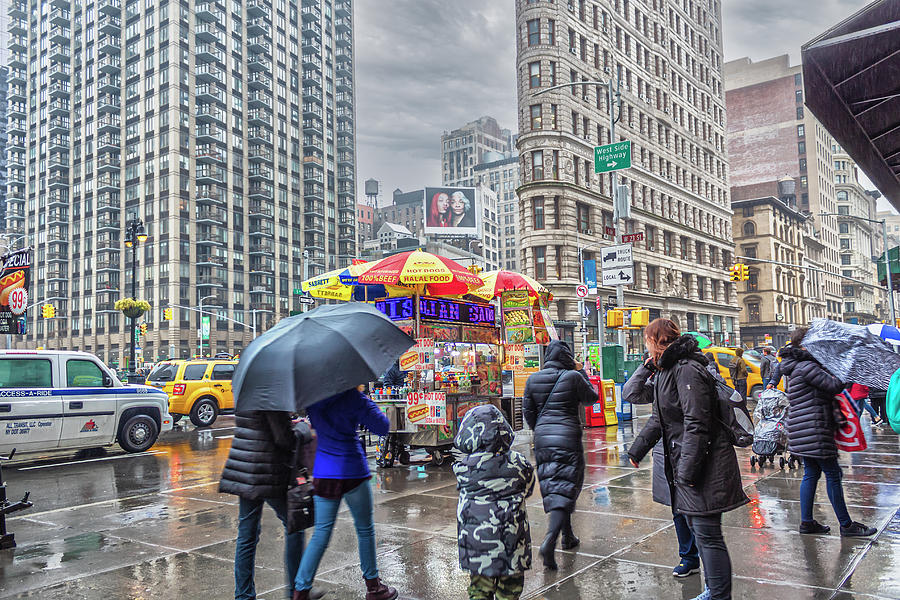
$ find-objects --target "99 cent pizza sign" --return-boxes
[0,248,31,334]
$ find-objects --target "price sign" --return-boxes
[8,288,27,315]
[406,391,447,425]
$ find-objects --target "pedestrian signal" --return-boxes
[163,308,173,321]
[606,309,624,328]
[41,304,56,318]
[631,309,650,327]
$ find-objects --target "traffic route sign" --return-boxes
[575,284,589,298]
[297,296,316,305]
[594,141,632,174]
[602,267,634,286]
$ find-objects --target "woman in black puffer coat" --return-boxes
[779,328,876,538]
[625,320,747,600]
[220,412,309,599]
[523,340,598,570]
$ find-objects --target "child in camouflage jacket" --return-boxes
[453,404,535,600]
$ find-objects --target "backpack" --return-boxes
[711,372,754,447]
[887,367,900,435]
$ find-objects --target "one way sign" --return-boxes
[602,266,634,286]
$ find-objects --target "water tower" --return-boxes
[365,178,380,208]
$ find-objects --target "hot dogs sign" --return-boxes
[0,248,31,334]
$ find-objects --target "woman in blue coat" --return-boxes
[291,388,397,600]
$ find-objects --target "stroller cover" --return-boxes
[752,388,790,455]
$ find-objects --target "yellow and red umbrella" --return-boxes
[356,249,484,296]
[301,259,407,301]
[470,269,553,301]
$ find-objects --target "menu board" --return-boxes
[413,338,435,371]
[532,297,557,345]
[506,344,525,371]
[407,391,447,426]
[502,290,534,344]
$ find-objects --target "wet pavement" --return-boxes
[1,409,899,599]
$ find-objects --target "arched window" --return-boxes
[743,221,756,236]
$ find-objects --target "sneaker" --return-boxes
[690,589,711,600]
[840,521,877,537]
[672,561,700,577]
[799,520,831,534]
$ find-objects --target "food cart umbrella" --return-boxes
[684,331,713,349]
[232,303,415,414]
[355,249,484,296]
[469,269,553,301]
[301,259,408,302]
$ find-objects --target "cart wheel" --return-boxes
[431,450,445,466]
[750,455,757,467]
[779,457,786,469]
[399,450,410,465]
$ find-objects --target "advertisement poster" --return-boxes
[413,338,435,371]
[502,290,534,344]
[406,391,447,426]
[399,350,419,371]
[506,344,525,371]
[0,248,31,335]
[584,259,598,294]
[532,297,557,345]
[424,186,479,236]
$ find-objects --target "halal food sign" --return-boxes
[0,248,31,335]
[375,296,496,327]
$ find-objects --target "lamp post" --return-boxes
[198,294,217,357]
[124,219,147,380]
[467,239,483,267]
[818,212,896,324]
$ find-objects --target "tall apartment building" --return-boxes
[7,0,356,364]
[515,0,738,351]
[441,116,514,187]
[0,66,7,232]
[725,55,842,323]
[474,154,520,271]
[833,143,885,324]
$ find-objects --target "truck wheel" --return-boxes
[119,414,159,453]
[190,398,219,427]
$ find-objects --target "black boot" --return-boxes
[540,509,567,570]
[561,512,579,549]
[365,577,398,600]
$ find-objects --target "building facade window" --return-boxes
[533,196,545,229]
[527,19,540,46]
[742,221,755,236]
[530,104,542,130]
[531,150,544,180]
[747,302,761,323]
[576,202,589,233]
[529,61,541,88]
[534,246,546,279]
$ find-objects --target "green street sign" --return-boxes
[594,140,632,174]
[293,288,303,295]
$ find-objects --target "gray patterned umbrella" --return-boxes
[803,319,900,390]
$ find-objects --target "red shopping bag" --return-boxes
[834,390,867,452]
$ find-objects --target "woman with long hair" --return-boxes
[625,318,747,600]
[428,192,450,228]
[449,191,475,228]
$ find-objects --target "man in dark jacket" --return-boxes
[760,347,776,388]
[624,359,700,579]
[453,404,534,599]
[523,340,598,570]
[626,321,748,600]
[220,412,310,600]
[780,328,876,538]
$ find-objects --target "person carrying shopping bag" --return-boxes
[291,387,398,600]
[454,404,535,600]
[625,319,748,600]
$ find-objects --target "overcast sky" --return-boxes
[354,0,893,211]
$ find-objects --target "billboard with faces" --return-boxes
[423,187,479,236]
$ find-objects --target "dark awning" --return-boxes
[802,0,900,209]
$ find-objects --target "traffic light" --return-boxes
[163,308,173,321]
[739,264,749,281]
[729,264,742,282]
[606,309,624,328]
[139,323,148,336]
[41,304,55,318]
[630,308,650,327]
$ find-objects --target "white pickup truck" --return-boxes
[0,350,174,455]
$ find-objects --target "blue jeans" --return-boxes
[235,496,305,600]
[801,457,852,528]
[762,377,770,389]
[294,480,378,591]
[855,397,879,421]
[673,512,699,566]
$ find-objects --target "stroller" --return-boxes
[750,388,798,469]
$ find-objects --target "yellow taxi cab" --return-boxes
[145,359,236,427]
[705,346,782,402]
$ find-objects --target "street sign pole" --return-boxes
[608,72,626,351]
[597,297,605,379]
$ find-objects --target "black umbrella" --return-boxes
[233,302,415,414]
[803,318,900,390]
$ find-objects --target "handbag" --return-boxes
[287,424,316,533]
[834,389,867,452]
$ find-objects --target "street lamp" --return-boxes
[124,219,147,380]
[198,294,217,357]
[818,212,896,324]
[467,240,483,267]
